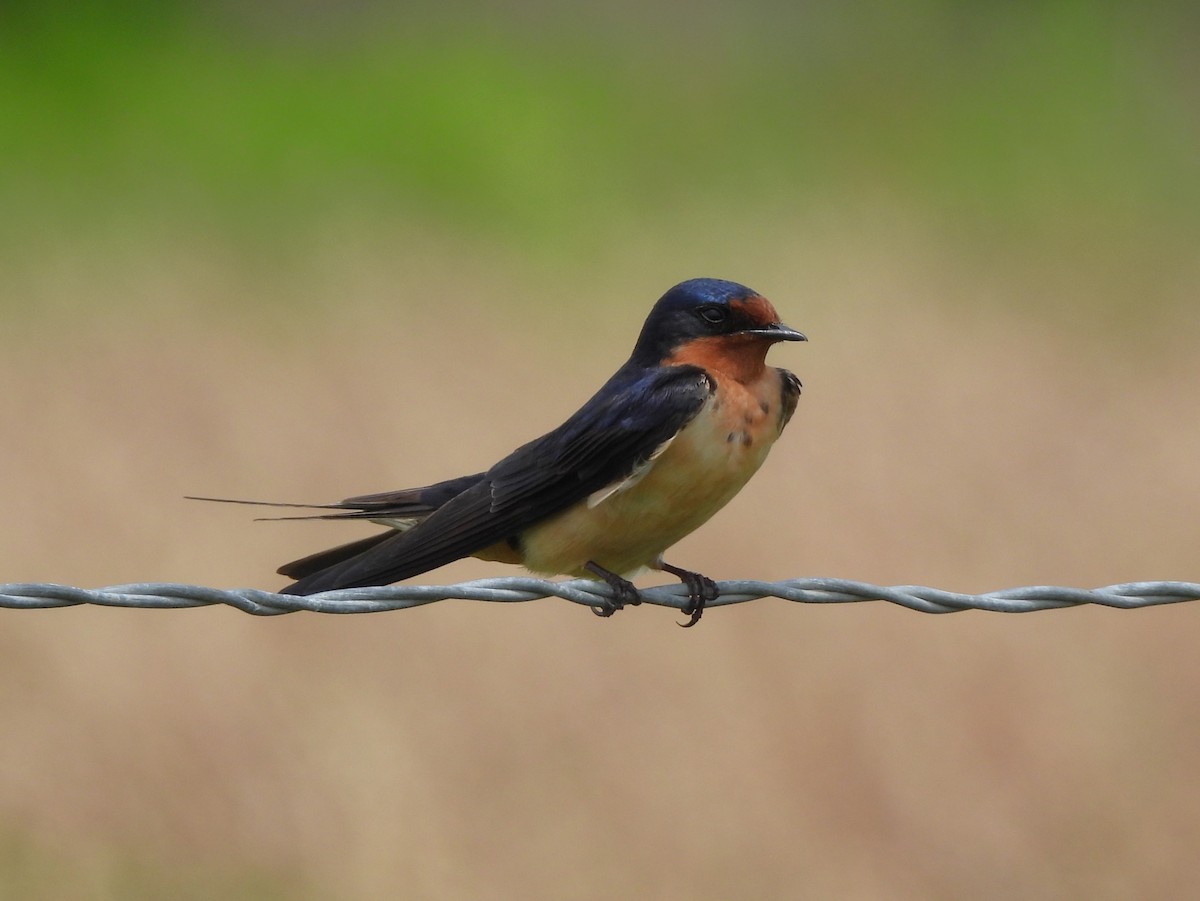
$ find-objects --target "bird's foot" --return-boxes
[659,562,719,628]
[585,561,643,617]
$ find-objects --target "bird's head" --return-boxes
[631,278,806,379]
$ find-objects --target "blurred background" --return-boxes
[2,1,1198,897]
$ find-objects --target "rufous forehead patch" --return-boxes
[730,294,780,327]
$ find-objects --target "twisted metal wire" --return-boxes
[1,578,1197,617]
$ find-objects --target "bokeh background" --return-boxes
[2,2,1198,898]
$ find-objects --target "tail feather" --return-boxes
[189,472,489,593]
[185,495,346,510]
[276,531,397,580]
[339,473,486,510]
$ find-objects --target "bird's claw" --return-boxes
[585,560,718,625]
[678,573,719,628]
[585,561,643,618]
[659,563,719,628]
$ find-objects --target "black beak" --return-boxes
[745,322,807,342]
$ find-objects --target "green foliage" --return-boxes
[1,2,1196,260]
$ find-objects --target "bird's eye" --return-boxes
[697,305,727,324]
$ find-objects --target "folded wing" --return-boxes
[280,364,714,594]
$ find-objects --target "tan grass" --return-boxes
[1,238,1198,899]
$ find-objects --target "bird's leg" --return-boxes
[658,561,719,628]
[584,561,643,617]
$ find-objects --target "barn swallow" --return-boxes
[192,278,805,626]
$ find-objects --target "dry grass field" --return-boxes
[1,233,1198,899]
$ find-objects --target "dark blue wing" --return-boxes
[280,364,714,594]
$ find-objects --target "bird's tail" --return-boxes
[188,472,488,590]
[275,531,398,580]
[184,495,376,521]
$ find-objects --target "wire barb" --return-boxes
[1,578,1197,617]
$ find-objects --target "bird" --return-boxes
[192,277,805,626]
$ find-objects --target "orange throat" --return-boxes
[665,334,773,384]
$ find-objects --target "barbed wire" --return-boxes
[1,578,1197,618]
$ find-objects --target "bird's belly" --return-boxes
[518,377,784,577]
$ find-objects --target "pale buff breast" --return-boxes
[518,369,789,577]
